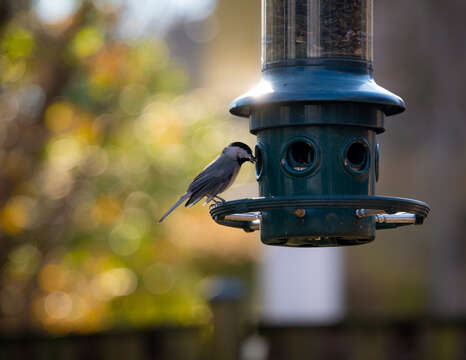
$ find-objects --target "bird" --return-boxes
[158,142,255,222]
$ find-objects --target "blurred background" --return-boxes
[0,0,465,359]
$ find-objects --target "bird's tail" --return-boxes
[158,192,191,223]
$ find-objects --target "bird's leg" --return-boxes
[214,196,226,203]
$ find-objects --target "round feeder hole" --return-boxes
[281,138,320,177]
[343,140,370,175]
[254,144,265,180]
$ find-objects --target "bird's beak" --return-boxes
[250,155,256,163]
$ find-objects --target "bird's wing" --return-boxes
[185,172,234,207]
[188,156,221,187]
[188,154,234,192]
[185,155,237,207]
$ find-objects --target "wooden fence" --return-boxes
[1,311,466,359]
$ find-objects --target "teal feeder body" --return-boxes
[232,66,398,246]
[252,102,380,246]
[211,0,430,246]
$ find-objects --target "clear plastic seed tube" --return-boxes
[262,0,373,68]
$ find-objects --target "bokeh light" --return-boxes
[34,0,78,24]
[108,223,141,256]
[44,291,73,320]
[8,244,41,275]
[71,26,104,59]
[172,0,217,21]
[91,268,138,300]
[1,197,36,235]
[143,264,175,295]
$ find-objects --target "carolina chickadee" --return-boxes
[158,142,255,222]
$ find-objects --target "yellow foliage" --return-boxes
[71,26,104,59]
[46,102,97,141]
[47,137,84,172]
[45,101,77,133]
[8,244,40,275]
[0,57,26,82]
[1,27,35,60]
[92,196,122,224]
[89,44,127,88]
[0,8,258,334]
[139,101,185,145]
[76,118,100,144]
[39,264,69,292]
[0,197,30,235]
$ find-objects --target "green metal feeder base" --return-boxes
[209,195,430,247]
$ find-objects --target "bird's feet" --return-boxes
[209,197,225,209]
[209,201,220,209]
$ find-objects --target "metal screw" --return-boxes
[293,208,306,218]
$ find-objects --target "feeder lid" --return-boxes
[230,65,405,118]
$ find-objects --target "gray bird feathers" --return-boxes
[158,192,190,223]
[158,142,254,223]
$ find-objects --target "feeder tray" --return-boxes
[210,196,430,247]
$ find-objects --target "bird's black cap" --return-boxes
[229,142,253,156]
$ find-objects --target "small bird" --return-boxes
[158,142,255,222]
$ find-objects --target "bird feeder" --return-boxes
[210,0,430,247]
